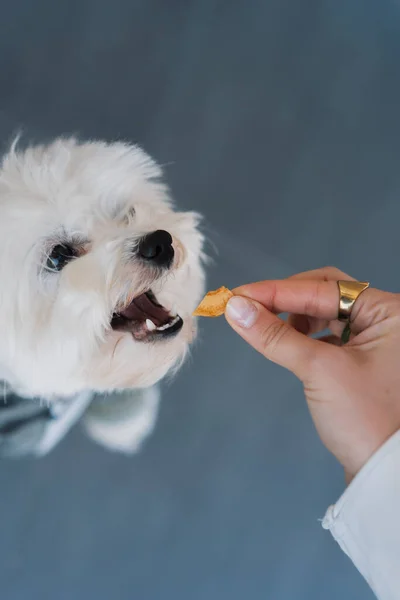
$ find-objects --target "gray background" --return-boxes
[0,0,398,598]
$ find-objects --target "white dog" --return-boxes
[0,137,205,456]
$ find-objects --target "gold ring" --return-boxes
[337,280,370,322]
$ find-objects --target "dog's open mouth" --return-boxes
[111,291,183,341]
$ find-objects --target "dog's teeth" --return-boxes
[155,316,180,332]
[146,319,157,331]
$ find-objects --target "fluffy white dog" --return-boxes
[0,137,205,456]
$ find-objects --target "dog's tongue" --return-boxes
[119,293,170,326]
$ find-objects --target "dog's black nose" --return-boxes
[138,230,174,268]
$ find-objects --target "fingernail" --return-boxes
[226,296,258,328]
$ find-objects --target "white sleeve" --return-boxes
[322,429,400,600]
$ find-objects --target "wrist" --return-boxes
[341,427,400,484]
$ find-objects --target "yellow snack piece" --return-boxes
[193,286,233,317]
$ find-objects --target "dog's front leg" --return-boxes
[83,386,160,454]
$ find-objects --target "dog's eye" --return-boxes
[46,244,76,272]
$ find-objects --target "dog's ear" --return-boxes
[83,386,161,454]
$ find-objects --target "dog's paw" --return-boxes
[82,386,160,454]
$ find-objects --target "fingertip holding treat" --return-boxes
[193,286,259,328]
[225,296,258,329]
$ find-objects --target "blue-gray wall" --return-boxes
[2,1,399,598]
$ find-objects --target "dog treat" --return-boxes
[193,286,233,317]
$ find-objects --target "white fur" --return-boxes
[83,386,160,454]
[0,137,205,452]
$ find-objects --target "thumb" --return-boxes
[225,295,320,380]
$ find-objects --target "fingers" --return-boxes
[302,274,396,338]
[287,267,354,337]
[225,296,330,380]
[232,268,395,350]
[287,266,355,283]
[226,265,398,390]
[287,313,343,338]
[233,278,341,322]
[347,287,398,336]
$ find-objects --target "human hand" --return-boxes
[225,267,400,482]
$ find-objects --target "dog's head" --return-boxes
[0,138,205,398]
